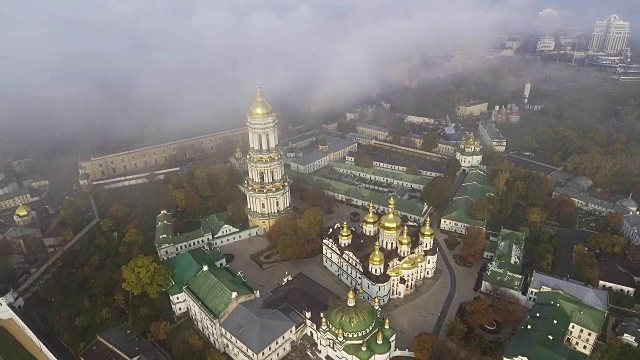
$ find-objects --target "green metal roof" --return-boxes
[155,211,227,249]
[186,267,254,318]
[484,240,498,255]
[441,169,495,226]
[330,162,432,186]
[504,290,606,360]
[164,248,226,296]
[342,328,394,360]
[483,229,525,292]
[291,172,427,217]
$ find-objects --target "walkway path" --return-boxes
[17,195,99,298]
[432,237,457,336]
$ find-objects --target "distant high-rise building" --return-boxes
[589,14,630,55]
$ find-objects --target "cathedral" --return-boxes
[323,198,438,305]
[244,87,291,235]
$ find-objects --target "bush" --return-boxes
[444,235,459,250]
[453,253,473,268]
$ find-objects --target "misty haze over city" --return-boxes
[0,0,637,144]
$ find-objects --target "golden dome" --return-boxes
[379,197,402,233]
[369,241,385,266]
[347,289,356,301]
[15,204,31,218]
[321,315,327,325]
[398,225,412,248]
[373,297,380,306]
[249,86,273,118]
[377,331,384,342]
[420,217,434,239]
[385,317,390,328]
[339,221,352,242]
[363,202,379,225]
[337,327,344,338]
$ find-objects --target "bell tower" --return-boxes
[244,86,291,235]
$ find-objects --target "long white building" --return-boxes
[323,199,437,305]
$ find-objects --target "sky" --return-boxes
[0,0,637,140]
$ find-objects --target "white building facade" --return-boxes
[322,199,437,305]
[244,87,291,235]
[589,14,630,54]
[456,134,483,168]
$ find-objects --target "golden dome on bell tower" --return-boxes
[249,86,273,118]
[339,221,352,243]
[379,197,402,233]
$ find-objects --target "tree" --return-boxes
[100,217,115,234]
[526,207,546,227]
[337,120,356,134]
[554,195,577,228]
[389,121,408,144]
[121,255,170,299]
[602,211,623,233]
[298,208,324,242]
[460,226,486,264]
[188,334,205,353]
[490,290,527,326]
[446,317,468,341]
[469,197,494,221]
[588,232,626,255]
[206,349,226,360]
[148,320,170,341]
[493,171,510,193]
[123,222,144,249]
[413,332,438,360]
[534,244,555,272]
[463,297,493,327]
[406,165,420,175]
[421,176,452,209]
[421,132,439,151]
[572,245,599,287]
[354,152,373,168]
[60,199,81,228]
[226,199,248,228]
[268,217,299,260]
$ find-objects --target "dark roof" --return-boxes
[262,273,339,327]
[80,324,169,360]
[506,152,559,175]
[529,271,609,311]
[221,299,295,354]
[598,255,637,288]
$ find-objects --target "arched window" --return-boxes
[259,171,265,183]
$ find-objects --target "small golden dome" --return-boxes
[377,331,384,342]
[363,202,379,225]
[369,241,385,266]
[420,217,434,238]
[339,221,352,242]
[347,289,356,300]
[249,86,273,118]
[337,327,344,337]
[321,315,327,324]
[398,225,412,248]
[379,197,402,233]
[385,317,390,328]
[374,297,380,306]
[15,204,31,218]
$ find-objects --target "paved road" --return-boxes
[432,238,457,336]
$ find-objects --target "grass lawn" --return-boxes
[0,327,36,360]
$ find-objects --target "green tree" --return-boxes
[421,176,452,208]
[526,207,546,227]
[446,317,468,341]
[188,333,205,353]
[121,255,170,299]
[337,120,356,134]
[534,244,555,273]
[60,199,81,228]
[123,222,144,249]
[602,211,623,233]
[389,121,408,144]
[268,217,299,260]
[226,199,248,228]
[148,320,170,341]
[421,132,439,151]
[100,217,116,233]
[460,226,486,264]
[354,152,374,168]
[572,245,599,287]
[588,232,626,255]
[469,197,494,221]
[413,332,438,360]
